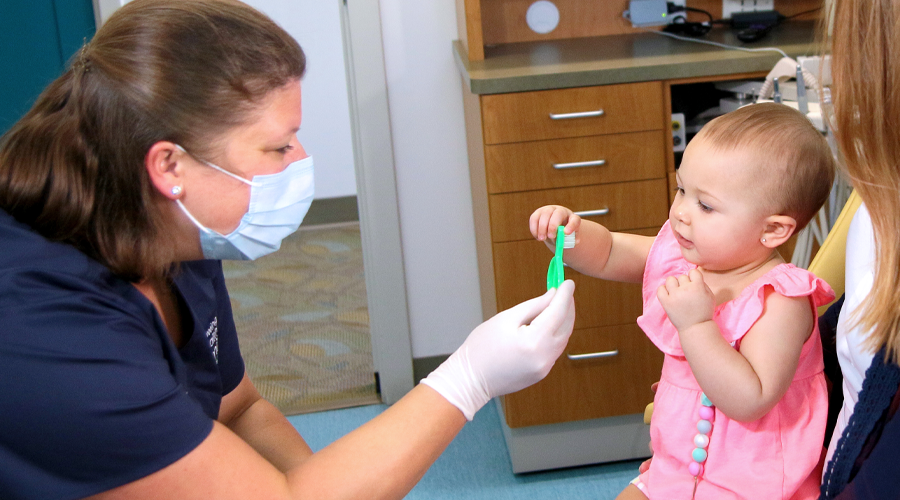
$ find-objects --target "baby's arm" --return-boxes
[529,205,653,283]
[659,270,813,422]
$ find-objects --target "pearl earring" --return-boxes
[171,186,182,196]
[761,238,767,243]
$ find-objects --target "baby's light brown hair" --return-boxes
[694,102,835,230]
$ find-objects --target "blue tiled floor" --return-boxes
[288,400,641,499]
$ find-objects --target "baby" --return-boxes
[530,103,835,499]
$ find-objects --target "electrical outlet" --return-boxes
[722,0,774,19]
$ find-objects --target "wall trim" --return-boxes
[302,196,359,226]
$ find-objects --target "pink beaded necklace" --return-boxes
[690,392,715,498]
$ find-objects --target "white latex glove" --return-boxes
[422,280,576,420]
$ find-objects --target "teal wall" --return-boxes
[0,0,96,133]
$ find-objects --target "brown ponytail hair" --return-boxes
[827,0,900,362]
[0,0,305,281]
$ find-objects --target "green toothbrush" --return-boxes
[547,225,575,290]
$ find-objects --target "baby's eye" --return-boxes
[674,186,684,196]
[698,201,713,213]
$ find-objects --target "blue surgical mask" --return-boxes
[175,146,315,260]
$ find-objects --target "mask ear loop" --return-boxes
[175,145,262,187]
[175,200,212,234]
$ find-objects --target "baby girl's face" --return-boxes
[669,137,772,271]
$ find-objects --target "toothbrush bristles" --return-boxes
[563,232,576,249]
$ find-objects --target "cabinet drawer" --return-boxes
[493,236,651,330]
[489,178,669,243]
[481,81,664,145]
[502,323,664,428]
[485,131,666,194]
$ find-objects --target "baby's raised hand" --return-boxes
[656,268,715,332]
[529,205,580,243]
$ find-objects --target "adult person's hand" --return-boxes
[423,280,576,420]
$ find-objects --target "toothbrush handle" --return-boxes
[547,226,566,290]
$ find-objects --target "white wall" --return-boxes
[248,1,357,200]
[94,0,358,200]
[378,0,482,357]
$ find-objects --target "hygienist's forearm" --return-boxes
[679,321,771,422]
[285,384,466,500]
[227,397,313,472]
[218,372,313,472]
[88,388,465,500]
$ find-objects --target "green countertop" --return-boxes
[455,21,821,95]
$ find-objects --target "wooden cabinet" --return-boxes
[493,227,654,331]
[463,79,669,438]
[489,180,669,243]
[503,323,666,427]
[481,82,665,143]
[484,131,667,192]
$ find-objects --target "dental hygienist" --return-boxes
[0,1,576,499]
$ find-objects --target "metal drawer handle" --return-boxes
[553,159,607,170]
[549,109,605,120]
[574,207,610,218]
[567,349,619,361]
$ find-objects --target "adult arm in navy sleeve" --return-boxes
[0,270,213,500]
[835,408,900,499]
[86,262,576,499]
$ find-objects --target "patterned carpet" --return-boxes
[222,222,380,415]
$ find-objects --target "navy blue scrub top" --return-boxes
[0,209,245,499]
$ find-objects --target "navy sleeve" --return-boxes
[837,409,900,499]
[0,270,213,500]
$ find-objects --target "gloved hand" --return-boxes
[422,280,576,420]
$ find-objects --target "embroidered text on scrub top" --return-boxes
[205,317,219,363]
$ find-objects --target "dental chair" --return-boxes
[807,190,861,314]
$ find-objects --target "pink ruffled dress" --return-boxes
[636,222,833,499]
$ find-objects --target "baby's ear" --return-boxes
[761,215,797,248]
